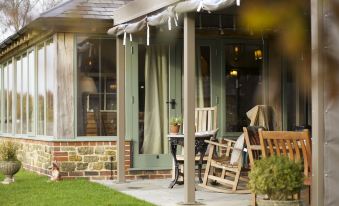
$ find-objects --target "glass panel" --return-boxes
[46,40,54,136]
[16,58,22,134]
[224,44,263,132]
[28,51,35,133]
[37,45,45,135]
[197,46,211,107]
[3,64,7,133]
[8,62,13,133]
[100,39,116,136]
[76,36,117,136]
[22,55,28,133]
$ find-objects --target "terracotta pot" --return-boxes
[0,161,21,184]
[257,199,304,206]
[170,125,180,134]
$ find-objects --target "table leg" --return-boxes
[169,141,179,188]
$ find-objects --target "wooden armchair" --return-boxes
[199,126,265,193]
[258,129,312,204]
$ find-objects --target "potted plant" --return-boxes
[0,141,21,184]
[169,116,182,134]
[248,156,305,206]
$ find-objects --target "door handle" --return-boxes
[166,99,176,109]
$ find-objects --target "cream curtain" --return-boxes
[142,45,169,154]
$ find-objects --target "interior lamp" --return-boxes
[254,49,263,60]
[230,69,238,77]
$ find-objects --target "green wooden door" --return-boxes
[126,41,181,169]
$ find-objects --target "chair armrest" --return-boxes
[222,138,237,144]
[204,140,231,149]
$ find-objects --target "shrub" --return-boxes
[0,141,19,161]
[248,156,304,200]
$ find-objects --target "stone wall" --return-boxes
[0,137,171,180]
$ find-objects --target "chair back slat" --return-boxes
[243,126,265,168]
[286,140,294,160]
[195,106,217,132]
[259,130,312,177]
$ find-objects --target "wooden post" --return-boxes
[183,13,196,204]
[311,0,324,205]
[116,37,126,183]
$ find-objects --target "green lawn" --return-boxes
[0,170,154,206]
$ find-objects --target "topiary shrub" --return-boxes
[248,155,304,201]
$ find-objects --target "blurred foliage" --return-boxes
[239,0,309,59]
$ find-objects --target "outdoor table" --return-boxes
[167,132,214,189]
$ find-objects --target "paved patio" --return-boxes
[94,178,251,206]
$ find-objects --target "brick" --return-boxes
[82,142,89,146]
[157,170,171,174]
[78,147,94,155]
[53,152,68,156]
[136,175,150,180]
[54,157,68,161]
[59,172,69,177]
[76,163,88,170]
[61,147,76,152]
[90,162,103,170]
[69,155,82,162]
[84,156,99,163]
[85,171,98,176]
[60,162,76,172]
[60,142,68,146]
[90,142,96,146]
[69,171,84,177]
[95,147,105,155]
[100,171,112,176]
[53,147,61,151]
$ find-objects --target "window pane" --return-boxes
[28,51,35,133]
[8,62,13,133]
[46,40,54,136]
[22,55,28,133]
[37,45,45,135]
[224,44,263,132]
[16,58,22,134]
[3,65,7,133]
[76,36,117,137]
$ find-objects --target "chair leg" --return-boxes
[251,193,257,206]
[232,169,241,191]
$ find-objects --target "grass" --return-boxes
[0,170,154,206]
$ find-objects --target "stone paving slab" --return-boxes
[94,179,251,206]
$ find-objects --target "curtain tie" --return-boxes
[129,33,133,42]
